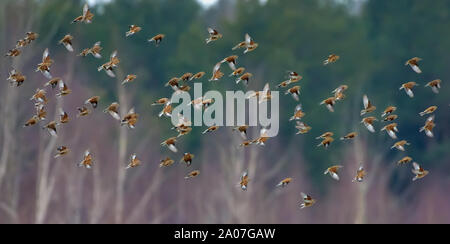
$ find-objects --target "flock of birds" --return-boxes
[4,4,444,210]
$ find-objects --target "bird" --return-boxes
[361,117,377,133]
[317,137,334,149]
[78,150,93,169]
[126,25,142,37]
[77,106,90,118]
[161,137,178,153]
[121,108,139,129]
[85,96,100,109]
[58,34,74,52]
[316,132,334,140]
[300,193,316,209]
[239,171,250,191]
[400,82,419,98]
[425,79,442,94]
[232,125,249,139]
[352,165,366,183]
[54,146,70,159]
[361,95,376,116]
[35,48,53,79]
[320,97,336,113]
[24,32,39,44]
[206,28,223,44]
[324,165,343,181]
[340,132,357,141]
[16,39,28,49]
[176,126,192,138]
[285,86,301,101]
[7,69,26,87]
[152,98,170,106]
[398,156,413,166]
[209,62,224,82]
[221,55,238,71]
[190,72,206,81]
[230,67,246,77]
[323,54,340,65]
[239,140,254,148]
[248,83,271,103]
[236,73,253,86]
[180,73,194,82]
[276,178,292,188]
[36,105,47,121]
[160,157,175,168]
[5,48,21,57]
[180,153,195,167]
[43,121,58,137]
[381,123,399,139]
[30,89,48,106]
[126,154,142,169]
[383,114,398,122]
[59,109,70,124]
[420,116,435,138]
[412,162,429,181]
[79,41,103,58]
[159,104,173,118]
[185,170,200,179]
[24,116,40,127]
[56,81,72,97]
[295,121,312,135]
[72,3,94,24]
[419,106,437,117]
[44,77,62,89]
[332,85,348,96]
[391,140,410,152]
[104,102,121,121]
[252,128,270,146]
[122,74,137,85]
[381,106,397,117]
[243,34,259,54]
[98,51,120,78]
[405,57,422,74]
[165,77,181,90]
[202,125,219,135]
[290,104,305,121]
[148,34,165,46]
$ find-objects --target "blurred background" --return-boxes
[0,0,449,224]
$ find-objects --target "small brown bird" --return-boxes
[420,116,435,138]
[80,41,102,58]
[252,128,270,146]
[361,117,378,133]
[425,79,442,94]
[161,137,178,153]
[148,34,165,46]
[340,132,357,141]
[126,25,142,37]
[176,126,192,138]
[276,178,293,188]
[59,109,70,124]
[233,125,249,139]
[285,86,301,101]
[391,140,411,152]
[405,57,422,74]
[54,146,70,159]
[180,73,193,82]
[25,32,39,44]
[98,51,120,78]
[361,95,376,116]
[44,78,62,89]
[239,171,250,191]
[126,154,142,169]
[24,115,40,127]
[121,108,139,129]
[180,153,195,167]
[300,193,316,209]
[185,170,200,179]
[159,157,175,168]
[36,48,53,79]
[239,140,254,148]
[30,89,48,106]
[56,82,72,97]
[419,106,437,117]
[122,74,137,85]
[221,55,238,71]
[381,106,397,117]
[58,34,74,52]
[317,137,334,149]
[206,28,223,44]
[412,162,429,181]
[7,69,26,87]
[400,82,419,98]
[152,98,170,106]
[320,97,336,113]
[104,102,120,121]
[36,105,47,121]
[383,114,398,122]
[165,77,181,90]
[352,165,366,183]
[78,150,93,169]
[16,39,28,48]
[202,125,219,135]
[5,48,21,57]
[381,123,399,139]
[230,67,246,77]
[332,85,348,96]
[85,96,100,109]
[290,104,305,121]
[72,3,94,24]
[209,62,224,82]
[398,156,413,166]
[190,71,206,81]
[316,132,334,140]
[159,104,173,118]
[324,165,343,181]
[243,34,258,54]
[77,106,90,117]
[323,54,340,65]
[295,121,312,135]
